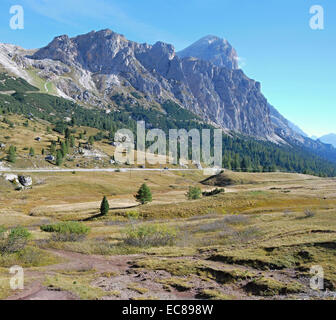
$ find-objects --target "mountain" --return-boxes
[0,29,278,140]
[0,29,336,165]
[319,134,336,147]
[176,35,239,70]
[0,30,336,176]
[175,36,336,163]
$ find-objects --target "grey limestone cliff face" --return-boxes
[177,35,239,70]
[30,29,274,138]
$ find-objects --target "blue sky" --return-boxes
[0,0,335,136]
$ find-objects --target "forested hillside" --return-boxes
[0,74,336,176]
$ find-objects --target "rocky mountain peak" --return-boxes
[0,29,284,139]
[152,41,175,60]
[25,29,276,138]
[177,35,238,70]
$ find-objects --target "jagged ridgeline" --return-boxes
[0,73,335,177]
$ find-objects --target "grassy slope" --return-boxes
[1,163,336,299]
[1,77,336,300]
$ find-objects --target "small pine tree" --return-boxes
[50,142,56,155]
[100,196,109,216]
[60,141,68,157]
[135,183,152,205]
[65,127,71,139]
[29,147,35,157]
[88,136,95,146]
[7,145,16,163]
[70,135,75,148]
[56,150,63,166]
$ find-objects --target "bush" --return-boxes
[0,226,6,239]
[0,227,32,254]
[40,222,90,242]
[186,186,202,200]
[50,233,87,242]
[125,210,140,220]
[197,220,234,234]
[304,209,316,218]
[41,221,90,234]
[231,227,261,243]
[223,214,249,225]
[124,224,177,247]
[283,210,293,217]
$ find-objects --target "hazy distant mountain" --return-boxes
[177,35,239,70]
[319,134,336,147]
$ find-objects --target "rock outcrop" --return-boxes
[18,176,33,187]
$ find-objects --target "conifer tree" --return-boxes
[135,184,152,205]
[56,150,63,166]
[7,145,16,163]
[100,196,109,215]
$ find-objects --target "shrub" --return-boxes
[223,214,249,225]
[125,210,140,220]
[29,147,35,156]
[283,210,293,217]
[41,221,90,234]
[197,220,234,235]
[0,226,6,239]
[186,186,202,200]
[231,227,261,243]
[124,224,177,247]
[51,233,87,242]
[40,222,90,242]
[15,247,47,266]
[0,227,32,254]
[304,209,316,218]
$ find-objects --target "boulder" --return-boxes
[3,173,18,182]
[18,176,33,187]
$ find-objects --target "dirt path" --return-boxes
[6,248,198,300]
[6,249,141,300]
[6,242,315,301]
